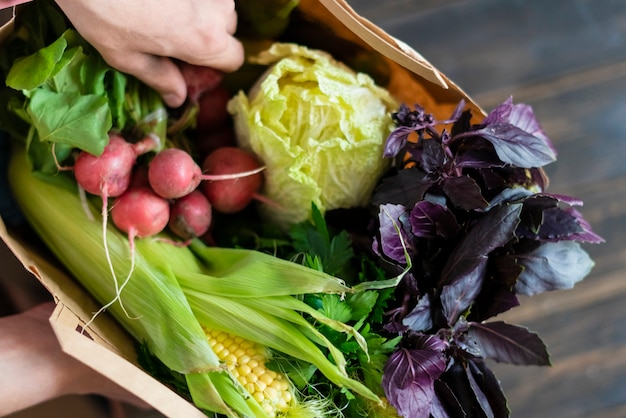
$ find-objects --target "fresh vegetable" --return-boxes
[148,148,265,200]
[201,146,264,213]
[73,133,158,198]
[3,24,166,172]
[1,3,604,417]
[8,146,382,417]
[195,85,232,133]
[110,186,170,241]
[205,330,300,418]
[194,125,238,159]
[169,190,213,240]
[179,62,224,103]
[148,148,204,199]
[363,98,604,417]
[227,43,398,228]
[235,0,300,39]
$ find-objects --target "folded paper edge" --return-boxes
[318,0,449,89]
[50,302,207,418]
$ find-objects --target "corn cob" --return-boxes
[8,147,381,417]
[204,328,293,417]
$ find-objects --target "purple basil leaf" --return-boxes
[384,126,414,158]
[439,360,480,416]
[371,166,433,207]
[484,97,553,149]
[442,175,489,211]
[376,203,415,264]
[383,345,447,418]
[538,192,583,206]
[565,207,605,243]
[471,278,520,322]
[514,241,595,295]
[402,294,433,332]
[421,138,446,173]
[440,257,488,327]
[438,203,523,324]
[518,207,584,241]
[483,96,516,125]
[464,360,494,418]
[518,194,604,243]
[448,99,466,122]
[410,200,458,239]
[455,147,506,169]
[473,123,557,168]
[411,333,448,352]
[486,188,534,210]
[430,390,454,418]
[433,380,465,418]
[468,360,510,418]
[468,321,551,366]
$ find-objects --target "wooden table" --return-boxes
[350,0,626,416]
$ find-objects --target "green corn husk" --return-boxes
[8,146,381,416]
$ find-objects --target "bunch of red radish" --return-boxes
[74,133,264,244]
[72,63,266,246]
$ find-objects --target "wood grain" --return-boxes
[350,0,626,416]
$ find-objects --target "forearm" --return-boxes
[0,303,76,416]
[0,302,150,415]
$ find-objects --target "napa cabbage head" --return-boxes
[228,43,397,227]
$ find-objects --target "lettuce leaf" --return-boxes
[228,43,397,228]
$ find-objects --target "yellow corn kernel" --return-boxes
[203,327,294,417]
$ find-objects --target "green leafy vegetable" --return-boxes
[2,15,166,173]
[228,43,397,228]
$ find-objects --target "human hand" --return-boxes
[53,0,244,108]
[0,302,150,416]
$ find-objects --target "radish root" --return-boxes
[82,187,139,333]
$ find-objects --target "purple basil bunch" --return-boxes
[371,97,603,417]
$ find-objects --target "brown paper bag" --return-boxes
[0,1,482,416]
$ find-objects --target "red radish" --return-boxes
[71,134,159,328]
[168,190,212,240]
[148,148,265,200]
[195,84,231,133]
[148,148,203,199]
[194,125,237,159]
[74,134,159,198]
[111,187,170,241]
[74,135,137,198]
[179,62,224,103]
[201,147,264,213]
[88,186,169,327]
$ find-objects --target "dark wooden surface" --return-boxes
[1,1,625,417]
[349,0,626,417]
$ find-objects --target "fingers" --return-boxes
[104,52,187,108]
[60,0,244,108]
[171,15,244,73]
[190,35,245,73]
[225,6,238,35]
